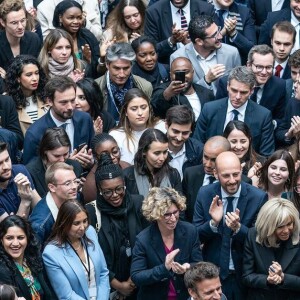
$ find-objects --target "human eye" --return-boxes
[55,46,63,50]
[5,236,13,240]
[241,139,247,144]
[10,21,18,25]
[133,13,140,17]
[130,106,137,111]
[230,139,237,144]
[64,181,72,187]
[116,186,124,193]
[138,53,146,57]
[163,150,168,155]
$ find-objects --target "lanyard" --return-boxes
[68,240,91,283]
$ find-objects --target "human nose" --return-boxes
[66,101,73,110]
[236,92,242,99]
[3,161,9,169]
[11,238,19,246]
[235,142,242,149]
[176,133,183,141]
[137,108,142,115]
[57,156,65,162]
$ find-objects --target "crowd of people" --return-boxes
[0,0,300,299]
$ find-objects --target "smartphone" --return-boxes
[77,143,87,152]
[174,71,185,83]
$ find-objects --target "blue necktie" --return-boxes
[60,123,67,130]
[217,9,226,28]
[232,109,239,121]
[220,196,234,280]
[250,86,260,102]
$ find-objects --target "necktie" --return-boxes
[274,65,283,77]
[220,196,235,279]
[250,86,260,102]
[208,176,216,184]
[232,109,239,121]
[60,123,67,130]
[217,9,226,29]
[178,9,188,31]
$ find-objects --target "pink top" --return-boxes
[164,244,177,300]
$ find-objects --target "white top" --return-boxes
[25,96,39,122]
[185,92,201,120]
[272,0,285,12]
[224,99,248,130]
[82,247,96,300]
[291,12,300,54]
[109,120,166,165]
[169,144,186,180]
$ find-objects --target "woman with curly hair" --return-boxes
[109,88,165,165]
[131,187,202,300]
[103,0,146,44]
[0,215,55,300]
[5,55,49,135]
[123,128,182,198]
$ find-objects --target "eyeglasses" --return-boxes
[97,148,120,160]
[294,185,300,193]
[251,63,273,72]
[100,185,126,198]
[204,26,222,41]
[163,209,179,220]
[53,179,81,188]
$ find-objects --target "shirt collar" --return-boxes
[221,184,241,199]
[49,109,72,127]
[227,99,248,117]
[46,192,59,220]
[170,0,190,14]
[275,59,288,69]
[291,11,300,26]
[193,45,217,60]
[168,143,186,157]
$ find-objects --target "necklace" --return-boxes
[72,241,82,251]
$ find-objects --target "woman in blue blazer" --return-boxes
[131,187,202,300]
[43,200,110,300]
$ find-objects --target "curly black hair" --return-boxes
[5,55,47,109]
[0,215,43,276]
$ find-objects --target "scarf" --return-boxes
[109,74,135,111]
[48,56,75,77]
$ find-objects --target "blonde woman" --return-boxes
[243,198,300,300]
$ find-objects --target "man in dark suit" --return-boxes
[216,45,287,125]
[184,262,227,300]
[0,0,41,70]
[144,0,214,63]
[248,0,290,37]
[258,0,300,50]
[271,21,295,79]
[193,151,267,299]
[151,57,214,120]
[212,0,256,64]
[23,76,94,164]
[183,136,231,222]
[194,66,275,157]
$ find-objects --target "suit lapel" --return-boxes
[63,245,90,299]
[237,182,249,221]
[281,241,300,271]
[150,224,168,263]
[185,43,205,80]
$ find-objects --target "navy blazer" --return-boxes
[282,64,291,80]
[216,75,287,123]
[243,227,300,300]
[258,8,291,46]
[193,181,267,279]
[144,0,214,63]
[193,98,275,157]
[0,31,41,70]
[213,3,256,65]
[131,221,202,300]
[23,109,94,164]
[151,82,214,119]
[43,226,110,300]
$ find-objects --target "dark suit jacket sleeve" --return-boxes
[171,168,182,194]
[193,104,208,143]
[151,82,174,118]
[215,76,228,99]
[131,234,173,286]
[258,14,272,46]
[242,229,270,289]
[258,110,275,157]
[23,128,39,164]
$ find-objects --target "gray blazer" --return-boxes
[170,42,241,94]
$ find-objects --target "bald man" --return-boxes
[193,151,267,300]
[182,136,251,222]
[151,57,214,119]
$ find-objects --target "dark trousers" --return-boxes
[222,273,247,300]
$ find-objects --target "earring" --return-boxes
[59,22,62,27]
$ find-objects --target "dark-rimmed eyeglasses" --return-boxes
[251,63,273,72]
[163,209,179,220]
[204,26,222,41]
[100,185,126,198]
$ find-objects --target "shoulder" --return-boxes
[12,164,30,176]
[248,101,272,117]
[184,164,203,177]
[123,166,135,177]
[241,182,266,198]
[219,43,239,54]
[203,98,227,109]
[133,75,152,87]
[267,7,290,19]
[147,0,169,13]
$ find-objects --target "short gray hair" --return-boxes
[228,66,256,89]
[255,198,300,247]
[106,42,136,63]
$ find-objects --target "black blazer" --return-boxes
[258,8,291,46]
[131,221,203,300]
[282,64,291,80]
[123,165,182,195]
[243,227,300,300]
[0,31,41,70]
[0,95,24,149]
[144,0,214,63]
[193,98,275,157]
[0,261,56,300]
[151,82,214,119]
[216,75,287,123]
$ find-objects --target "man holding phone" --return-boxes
[151,57,214,119]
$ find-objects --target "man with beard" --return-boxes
[165,105,203,180]
[23,76,94,164]
[193,151,267,299]
[30,162,79,245]
[170,15,241,95]
[151,57,214,120]
[0,142,40,222]
[0,0,41,71]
